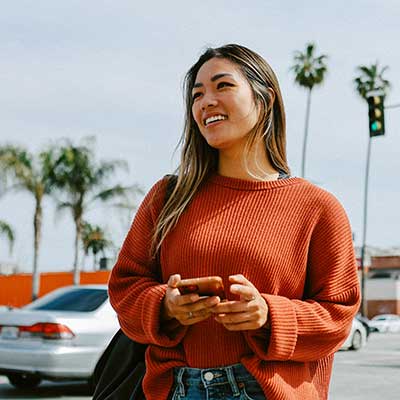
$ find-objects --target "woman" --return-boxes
[108,44,360,400]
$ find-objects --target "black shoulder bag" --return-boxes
[92,175,177,400]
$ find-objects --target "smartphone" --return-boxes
[176,276,225,299]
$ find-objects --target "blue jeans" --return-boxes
[169,363,265,400]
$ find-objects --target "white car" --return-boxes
[0,285,119,389]
[369,314,400,333]
[340,318,368,351]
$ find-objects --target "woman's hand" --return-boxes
[162,274,221,326]
[211,274,269,331]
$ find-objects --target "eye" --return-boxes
[192,92,202,101]
[217,82,233,89]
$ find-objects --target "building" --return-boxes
[355,247,400,318]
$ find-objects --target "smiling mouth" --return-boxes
[204,115,228,126]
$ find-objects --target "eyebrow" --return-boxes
[193,73,234,89]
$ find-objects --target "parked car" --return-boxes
[369,314,400,333]
[355,313,379,336]
[0,285,119,389]
[340,318,368,351]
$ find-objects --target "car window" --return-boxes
[29,289,108,312]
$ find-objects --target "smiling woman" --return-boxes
[191,59,262,157]
[108,44,360,400]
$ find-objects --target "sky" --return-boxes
[0,0,399,273]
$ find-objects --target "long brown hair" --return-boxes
[151,44,290,257]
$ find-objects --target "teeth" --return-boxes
[205,115,227,126]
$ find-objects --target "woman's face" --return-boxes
[191,57,260,153]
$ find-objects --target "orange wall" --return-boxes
[0,271,111,307]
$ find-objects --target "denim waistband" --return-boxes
[173,363,257,397]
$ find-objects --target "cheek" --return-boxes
[238,96,259,123]
[231,94,253,116]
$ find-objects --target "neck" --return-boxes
[218,140,279,181]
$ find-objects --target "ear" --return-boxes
[257,88,276,114]
[266,88,276,108]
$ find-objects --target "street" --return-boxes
[330,332,399,400]
[0,333,398,399]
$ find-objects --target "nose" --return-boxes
[200,93,218,111]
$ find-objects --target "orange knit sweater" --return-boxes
[108,174,361,400]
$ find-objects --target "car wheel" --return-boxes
[350,330,362,350]
[7,373,42,389]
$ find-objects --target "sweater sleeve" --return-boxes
[108,178,188,347]
[244,193,361,362]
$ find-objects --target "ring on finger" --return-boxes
[188,311,193,319]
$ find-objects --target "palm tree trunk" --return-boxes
[32,200,42,301]
[73,217,82,285]
[301,88,312,178]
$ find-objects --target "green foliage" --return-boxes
[291,43,328,90]
[49,138,134,210]
[0,220,15,254]
[82,222,112,263]
[0,138,142,284]
[354,62,391,100]
[47,137,142,272]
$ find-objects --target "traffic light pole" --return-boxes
[360,136,372,317]
[385,103,400,109]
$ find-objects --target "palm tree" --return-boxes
[354,62,391,100]
[0,220,15,254]
[49,138,142,285]
[82,222,112,270]
[291,43,328,178]
[0,146,56,299]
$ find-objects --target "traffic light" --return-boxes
[367,95,385,137]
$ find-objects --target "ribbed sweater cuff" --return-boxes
[142,284,188,347]
[262,294,298,361]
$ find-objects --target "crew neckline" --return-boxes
[209,173,304,191]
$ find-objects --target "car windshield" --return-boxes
[29,289,108,312]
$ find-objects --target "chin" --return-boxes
[205,139,229,150]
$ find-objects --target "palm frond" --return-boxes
[353,62,391,100]
[291,42,328,90]
[55,201,74,213]
[89,184,143,204]
[81,221,113,257]
[0,220,15,253]
[0,145,37,191]
[92,160,129,185]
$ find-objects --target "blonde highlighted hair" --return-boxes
[151,44,290,257]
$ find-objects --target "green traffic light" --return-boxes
[371,121,382,131]
[367,95,385,136]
